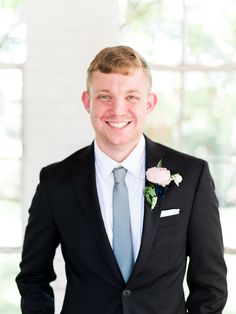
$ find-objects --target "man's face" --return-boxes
[82,69,157,154]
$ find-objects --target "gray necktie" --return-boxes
[112,167,134,282]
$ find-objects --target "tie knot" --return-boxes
[113,167,127,183]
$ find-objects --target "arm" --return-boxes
[16,168,60,314]
[186,161,227,313]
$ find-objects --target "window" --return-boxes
[119,0,236,312]
[0,0,26,312]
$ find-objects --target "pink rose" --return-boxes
[146,167,172,187]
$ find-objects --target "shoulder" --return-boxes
[161,143,204,166]
[145,136,209,176]
[39,143,94,182]
[146,136,204,162]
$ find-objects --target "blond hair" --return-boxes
[87,45,152,91]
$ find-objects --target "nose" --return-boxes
[111,97,127,115]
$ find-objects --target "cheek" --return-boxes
[90,105,102,118]
[92,102,109,116]
[136,107,149,121]
[90,108,107,127]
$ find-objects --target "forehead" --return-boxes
[89,69,149,92]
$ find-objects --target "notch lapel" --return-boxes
[128,137,165,282]
[71,144,123,282]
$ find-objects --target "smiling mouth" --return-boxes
[106,122,130,129]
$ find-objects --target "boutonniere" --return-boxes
[144,160,183,210]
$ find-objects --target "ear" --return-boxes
[82,91,91,113]
[147,93,158,113]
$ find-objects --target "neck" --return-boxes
[96,139,141,163]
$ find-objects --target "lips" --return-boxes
[106,121,130,129]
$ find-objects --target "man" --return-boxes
[16,45,227,313]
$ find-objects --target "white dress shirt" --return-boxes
[94,136,146,262]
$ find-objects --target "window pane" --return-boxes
[118,0,183,65]
[223,254,236,314]
[220,206,236,249]
[0,200,22,247]
[145,71,182,147]
[0,0,26,63]
[185,0,236,65]
[181,72,236,156]
[209,161,236,249]
[0,69,23,159]
[0,253,20,314]
[209,161,236,210]
[0,160,21,199]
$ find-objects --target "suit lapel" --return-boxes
[128,137,165,282]
[71,144,123,282]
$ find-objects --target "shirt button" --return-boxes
[123,289,131,297]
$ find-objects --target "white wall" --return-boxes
[23,0,119,311]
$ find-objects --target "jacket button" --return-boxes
[123,289,131,297]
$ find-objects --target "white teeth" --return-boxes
[108,122,129,128]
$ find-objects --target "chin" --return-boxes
[108,136,137,148]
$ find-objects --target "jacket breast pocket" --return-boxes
[158,211,184,228]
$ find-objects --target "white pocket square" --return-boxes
[160,208,180,218]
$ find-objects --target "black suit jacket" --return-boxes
[16,137,227,314]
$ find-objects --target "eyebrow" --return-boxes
[95,89,140,93]
[95,89,110,93]
[126,90,140,93]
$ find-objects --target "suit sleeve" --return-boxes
[186,160,227,313]
[16,168,60,314]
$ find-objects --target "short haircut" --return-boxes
[86,45,152,91]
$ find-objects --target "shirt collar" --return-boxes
[94,135,146,180]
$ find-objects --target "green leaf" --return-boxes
[146,194,152,205]
[144,185,158,209]
[144,186,155,197]
[157,159,162,168]
[151,196,158,210]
